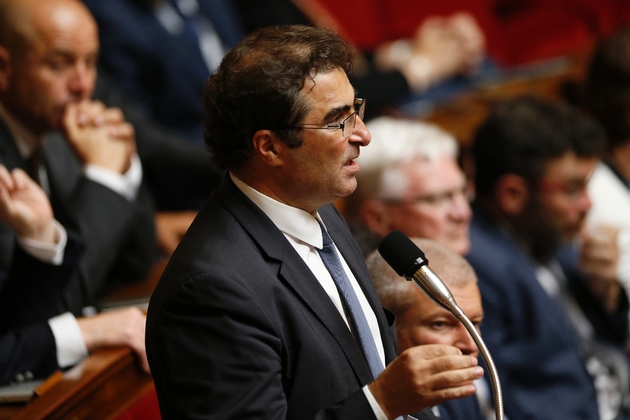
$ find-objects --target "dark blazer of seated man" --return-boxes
[467,96,629,420]
[0,165,149,384]
[0,0,157,314]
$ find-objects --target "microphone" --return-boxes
[378,231,504,420]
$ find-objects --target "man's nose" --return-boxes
[68,63,94,99]
[454,324,478,356]
[351,115,371,147]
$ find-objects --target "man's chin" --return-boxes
[444,233,470,256]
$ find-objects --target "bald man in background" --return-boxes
[367,238,489,420]
[0,0,154,379]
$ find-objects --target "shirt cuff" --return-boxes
[16,219,67,265]
[84,153,142,201]
[363,384,389,420]
[48,312,89,368]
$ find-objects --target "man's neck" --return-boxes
[232,168,321,214]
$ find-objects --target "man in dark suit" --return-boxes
[0,165,148,384]
[0,0,157,314]
[146,25,484,419]
[367,238,488,420]
[467,96,630,419]
[83,0,245,145]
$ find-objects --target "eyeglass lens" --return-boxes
[342,100,366,137]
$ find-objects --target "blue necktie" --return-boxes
[317,222,385,380]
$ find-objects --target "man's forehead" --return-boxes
[401,157,465,186]
[542,152,598,179]
[299,69,355,108]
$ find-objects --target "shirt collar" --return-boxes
[230,172,325,249]
[0,102,44,159]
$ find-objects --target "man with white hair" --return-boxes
[347,116,472,256]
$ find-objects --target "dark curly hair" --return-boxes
[473,96,605,198]
[202,25,355,172]
[583,28,630,150]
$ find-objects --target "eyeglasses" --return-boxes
[291,98,365,138]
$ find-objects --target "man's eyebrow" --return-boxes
[322,103,352,122]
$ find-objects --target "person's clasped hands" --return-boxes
[62,100,136,174]
[375,12,486,92]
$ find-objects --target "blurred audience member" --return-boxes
[367,238,488,420]
[83,0,244,144]
[234,0,494,119]
[346,117,472,256]
[0,0,157,313]
[469,96,629,420]
[316,0,630,67]
[0,165,148,384]
[574,27,630,309]
[92,67,220,252]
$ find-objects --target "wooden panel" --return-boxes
[2,347,154,420]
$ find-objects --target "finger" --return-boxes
[107,122,135,141]
[10,168,35,190]
[75,100,107,126]
[426,362,484,390]
[425,354,479,376]
[0,165,14,191]
[406,343,464,360]
[101,107,125,125]
[139,355,151,374]
[429,382,478,401]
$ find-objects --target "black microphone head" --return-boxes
[378,231,428,279]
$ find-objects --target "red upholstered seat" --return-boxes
[315,0,630,66]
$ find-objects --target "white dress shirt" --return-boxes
[230,173,388,420]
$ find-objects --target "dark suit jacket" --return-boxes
[84,0,244,144]
[93,67,222,211]
[146,175,437,419]
[465,209,629,420]
[0,236,83,384]
[0,116,157,315]
[432,395,486,420]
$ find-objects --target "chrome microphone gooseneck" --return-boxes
[379,231,504,420]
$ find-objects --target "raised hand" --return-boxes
[369,344,483,418]
[580,223,621,311]
[0,165,56,243]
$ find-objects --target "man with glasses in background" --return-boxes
[146,25,485,420]
[345,116,473,258]
[468,95,630,420]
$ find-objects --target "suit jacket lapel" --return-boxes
[218,176,374,385]
[0,118,27,171]
[321,205,398,364]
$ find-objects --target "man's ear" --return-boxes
[359,199,392,238]
[0,46,11,91]
[495,174,529,215]
[251,129,283,167]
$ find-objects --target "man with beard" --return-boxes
[467,96,630,420]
